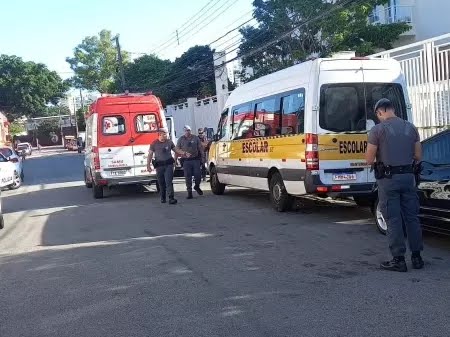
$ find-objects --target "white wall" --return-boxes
[413,0,450,41]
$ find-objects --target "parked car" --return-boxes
[0,152,18,229]
[17,142,32,156]
[0,147,24,189]
[373,129,450,236]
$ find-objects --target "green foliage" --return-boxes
[76,107,88,131]
[66,30,128,93]
[8,121,26,136]
[36,119,60,140]
[43,105,71,117]
[0,55,69,120]
[238,0,410,81]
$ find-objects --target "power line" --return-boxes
[155,0,364,93]
[157,0,241,57]
[147,0,219,54]
[151,0,226,55]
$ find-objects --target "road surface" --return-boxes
[1,148,450,337]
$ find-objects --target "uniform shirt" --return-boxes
[368,117,420,166]
[150,139,175,162]
[177,135,203,159]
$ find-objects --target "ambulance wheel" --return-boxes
[269,172,293,212]
[210,166,225,195]
[84,171,93,188]
[93,183,104,199]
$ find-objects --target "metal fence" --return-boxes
[372,33,450,139]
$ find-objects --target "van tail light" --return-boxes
[305,133,319,170]
[10,157,19,163]
[92,146,100,170]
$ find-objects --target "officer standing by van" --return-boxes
[198,128,209,181]
[366,98,424,272]
[148,128,188,205]
[177,125,204,199]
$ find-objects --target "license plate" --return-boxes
[332,173,357,181]
[110,170,127,176]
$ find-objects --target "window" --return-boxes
[217,109,229,140]
[319,83,407,133]
[102,116,126,135]
[135,114,158,133]
[254,97,280,137]
[0,148,13,158]
[281,90,305,135]
[232,104,253,140]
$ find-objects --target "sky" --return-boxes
[0,0,254,80]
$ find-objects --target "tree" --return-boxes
[123,54,172,102]
[35,119,60,141]
[0,55,69,120]
[238,0,410,81]
[66,30,128,93]
[42,105,71,117]
[8,121,26,136]
[76,107,88,132]
[157,45,216,104]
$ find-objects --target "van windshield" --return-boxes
[319,83,407,133]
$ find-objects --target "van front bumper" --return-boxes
[93,172,158,187]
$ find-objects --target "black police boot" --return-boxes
[187,191,193,199]
[380,256,407,272]
[194,185,203,196]
[169,197,178,205]
[411,252,424,269]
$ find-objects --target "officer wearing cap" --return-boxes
[366,98,424,272]
[147,127,187,205]
[177,125,204,199]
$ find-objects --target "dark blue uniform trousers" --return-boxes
[183,159,201,191]
[378,173,423,257]
[156,164,175,199]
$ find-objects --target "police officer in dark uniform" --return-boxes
[366,98,424,272]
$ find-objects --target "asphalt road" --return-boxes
[1,148,450,337]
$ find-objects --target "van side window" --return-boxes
[102,116,126,135]
[217,109,229,140]
[254,97,280,137]
[281,90,305,135]
[135,114,158,133]
[232,104,253,140]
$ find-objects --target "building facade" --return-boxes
[0,111,10,146]
[370,0,450,47]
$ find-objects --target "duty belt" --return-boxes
[385,165,414,175]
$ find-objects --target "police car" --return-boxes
[0,153,16,229]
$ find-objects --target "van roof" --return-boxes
[225,57,402,109]
[87,93,163,117]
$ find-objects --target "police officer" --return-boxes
[148,128,187,205]
[198,128,209,181]
[177,125,204,199]
[366,98,424,272]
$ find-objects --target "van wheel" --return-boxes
[269,172,293,212]
[0,214,4,230]
[93,183,104,199]
[84,171,93,188]
[210,166,225,195]
[372,198,387,235]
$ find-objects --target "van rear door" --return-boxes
[317,60,370,188]
[98,108,135,179]
[129,105,162,177]
[317,60,409,189]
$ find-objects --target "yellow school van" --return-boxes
[208,56,412,211]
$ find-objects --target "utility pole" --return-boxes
[112,34,126,92]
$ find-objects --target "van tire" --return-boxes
[210,166,225,195]
[269,172,293,212]
[372,198,387,235]
[0,214,4,230]
[84,171,93,188]
[93,183,104,199]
